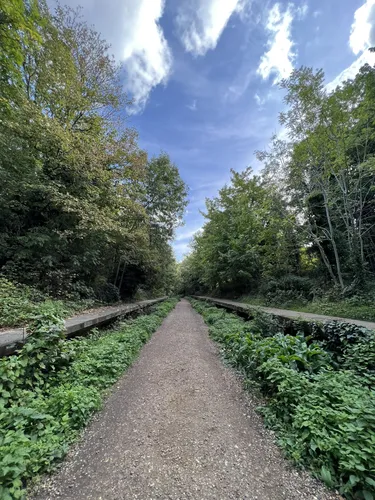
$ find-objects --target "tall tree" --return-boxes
[0,1,187,299]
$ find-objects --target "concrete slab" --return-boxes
[194,296,375,330]
[0,297,167,356]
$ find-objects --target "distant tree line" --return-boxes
[0,0,187,300]
[179,63,375,302]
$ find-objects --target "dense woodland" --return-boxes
[180,63,375,309]
[0,0,187,303]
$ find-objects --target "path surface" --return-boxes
[196,296,375,330]
[33,300,339,500]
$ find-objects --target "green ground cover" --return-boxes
[0,298,177,499]
[0,278,98,329]
[191,299,375,500]
[241,295,375,323]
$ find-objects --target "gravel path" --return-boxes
[33,299,340,500]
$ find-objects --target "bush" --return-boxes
[342,335,375,385]
[0,277,96,328]
[191,299,375,499]
[311,321,373,359]
[260,275,313,305]
[96,283,120,304]
[262,369,375,499]
[133,287,149,301]
[0,298,178,498]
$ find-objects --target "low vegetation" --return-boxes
[0,278,97,329]
[191,299,375,500]
[0,299,177,499]
[241,293,375,323]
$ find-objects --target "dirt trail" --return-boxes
[33,299,339,500]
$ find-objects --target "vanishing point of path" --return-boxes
[33,300,339,500]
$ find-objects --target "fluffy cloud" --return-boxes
[327,0,375,91]
[326,51,375,92]
[52,0,172,113]
[257,3,295,83]
[349,0,375,54]
[176,0,248,56]
[121,0,172,112]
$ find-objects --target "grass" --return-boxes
[0,298,177,499]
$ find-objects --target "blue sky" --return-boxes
[51,0,375,260]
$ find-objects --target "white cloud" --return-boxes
[326,50,375,91]
[172,241,192,261]
[176,0,249,56]
[257,3,295,84]
[254,93,263,106]
[296,3,308,19]
[175,226,203,241]
[349,0,375,55]
[122,0,172,112]
[327,0,375,91]
[53,0,172,113]
[187,99,197,111]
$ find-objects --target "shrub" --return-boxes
[44,384,102,430]
[260,275,313,305]
[342,335,375,385]
[265,370,375,499]
[0,298,177,498]
[96,283,120,304]
[0,277,96,328]
[311,321,373,359]
[191,298,375,499]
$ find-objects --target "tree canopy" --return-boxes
[179,61,375,302]
[0,0,187,300]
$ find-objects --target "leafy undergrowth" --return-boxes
[190,299,375,500]
[241,294,375,323]
[0,298,177,499]
[0,278,97,329]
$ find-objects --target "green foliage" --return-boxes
[179,169,298,296]
[242,293,375,323]
[0,298,177,498]
[342,336,375,385]
[260,275,313,306]
[191,299,375,499]
[311,321,373,361]
[0,1,186,301]
[290,297,375,323]
[180,64,375,302]
[96,283,120,304]
[0,277,95,328]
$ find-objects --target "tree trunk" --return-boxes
[322,188,345,289]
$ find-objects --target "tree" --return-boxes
[142,153,188,240]
[180,60,375,300]
[181,168,298,296]
[0,1,186,299]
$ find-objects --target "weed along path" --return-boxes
[34,300,338,500]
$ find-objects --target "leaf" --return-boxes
[320,466,334,487]
[349,475,359,485]
[363,491,374,500]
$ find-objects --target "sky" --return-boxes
[49,0,375,260]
